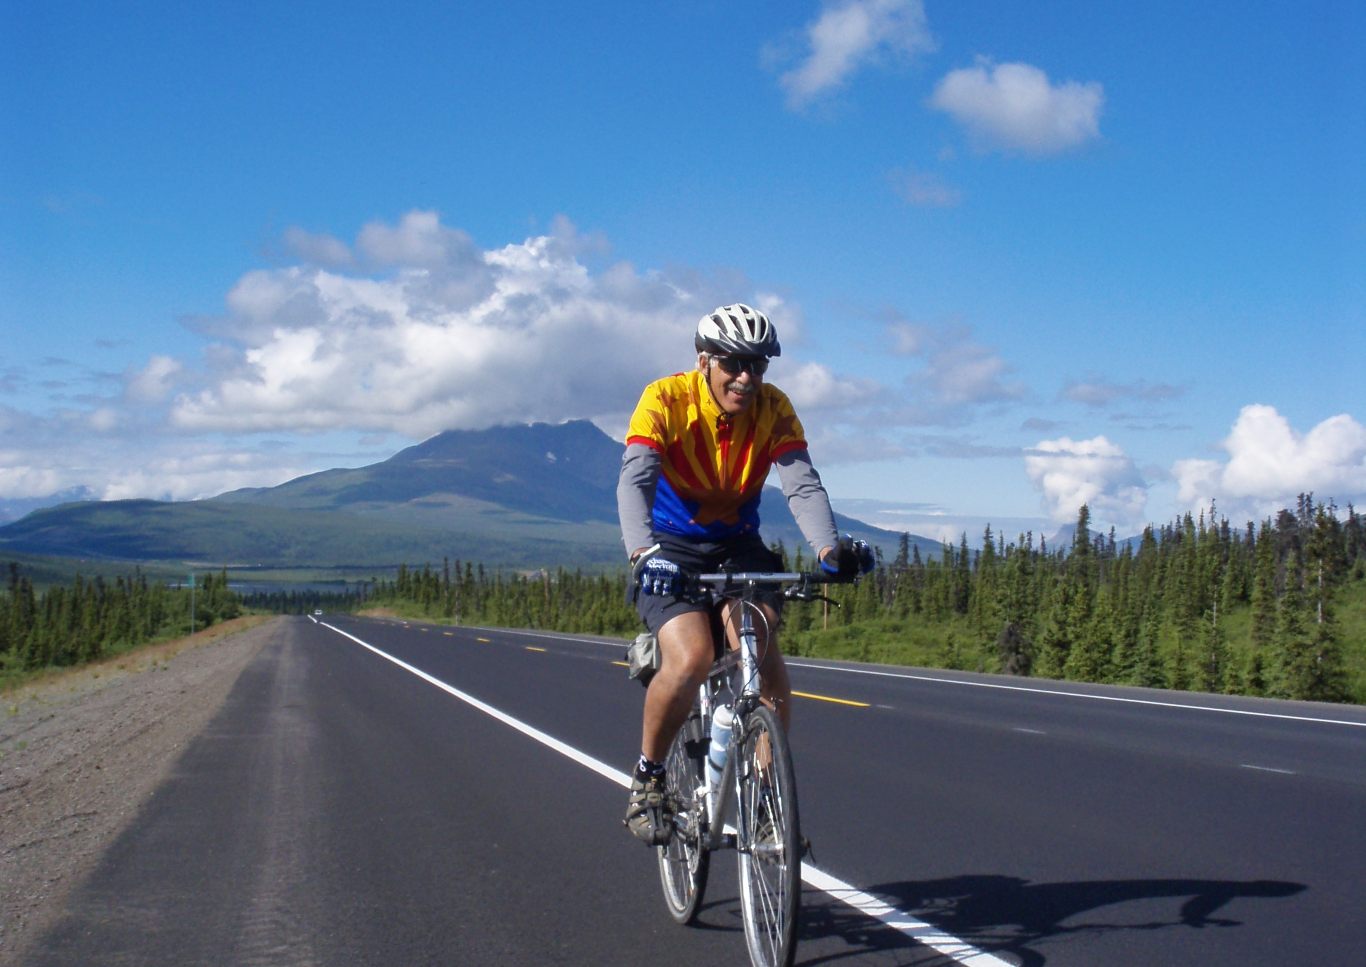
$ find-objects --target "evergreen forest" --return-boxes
[3,497,1363,704]
[0,566,241,685]
[365,497,1365,704]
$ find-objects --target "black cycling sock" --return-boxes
[636,755,666,779]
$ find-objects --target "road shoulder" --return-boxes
[0,616,278,965]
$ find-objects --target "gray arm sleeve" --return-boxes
[775,448,840,557]
[616,443,660,557]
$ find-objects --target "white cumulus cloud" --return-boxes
[1024,435,1148,530]
[171,212,757,438]
[0,458,67,500]
[930,59,1104,155]
[780,361,882,411]
[775,0,936,108]
[1174,404,1366,521]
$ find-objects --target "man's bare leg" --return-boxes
[640,610,715,762]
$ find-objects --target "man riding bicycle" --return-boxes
[617,303,873,845]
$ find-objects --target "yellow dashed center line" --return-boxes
[443,632,454,637]
[610,660,630,668]
[476,637,492,643]
[525,646,547,653]
[792,690,870,708]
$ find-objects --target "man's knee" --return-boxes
[658,614,714,683]
[666,642,713,684]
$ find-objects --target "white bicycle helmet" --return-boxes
[694,303,781,357]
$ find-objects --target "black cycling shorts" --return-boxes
[634,532,786,636]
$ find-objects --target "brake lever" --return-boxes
[784,588,841,607]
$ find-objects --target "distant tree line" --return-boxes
[779,495,1363,704]
[371,496,1364,704]
[5,497,1360,702]
[238,585,374,615]
[0,566,241,680]
[369,560,639,636]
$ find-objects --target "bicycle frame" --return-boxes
[693,571,804,852]
[656,566,844,967]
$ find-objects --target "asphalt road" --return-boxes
[31,615,1366,966]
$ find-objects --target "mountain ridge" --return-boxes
[0,421,941,570]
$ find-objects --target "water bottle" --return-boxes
[706,703,735,790]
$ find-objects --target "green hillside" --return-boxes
[0,497,625,571]
[0,421,927,573]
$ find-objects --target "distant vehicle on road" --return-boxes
[313,609,322,616]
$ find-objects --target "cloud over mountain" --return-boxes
[172,214,720,438]
[1025,434,1148,531]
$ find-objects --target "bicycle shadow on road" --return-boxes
[795,874,1305,966]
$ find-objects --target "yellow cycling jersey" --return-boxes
[625,369,808,541]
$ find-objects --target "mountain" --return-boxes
[0,421,939,571]
[0,486,98,525]
[215,420,621,523]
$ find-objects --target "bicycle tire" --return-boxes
[657,708,711,923]
[736,704,801,967]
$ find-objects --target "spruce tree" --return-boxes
[1035,579,1072,679]
[1287,504,1351,702]
[894,533,910,570]
[1273,552,1316,699]
[1193,605,1229,694]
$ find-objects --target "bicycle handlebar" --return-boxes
[687,569,855,601]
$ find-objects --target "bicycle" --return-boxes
[655,568,843,967]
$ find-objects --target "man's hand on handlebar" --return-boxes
[633,546,684,596]
[819,535,875,580]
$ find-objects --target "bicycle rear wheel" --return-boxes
[657,708,710,923]
[736,704,801,967]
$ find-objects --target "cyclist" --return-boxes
[618,303,873,845]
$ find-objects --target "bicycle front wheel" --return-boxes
[736,704,801,967]
[657,708,710,923]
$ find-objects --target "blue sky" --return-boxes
[2,0,1363,544]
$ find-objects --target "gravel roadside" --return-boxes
[0,616,280,966]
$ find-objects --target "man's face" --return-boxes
[700,353,766,416]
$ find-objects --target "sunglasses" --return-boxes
[711,354,769,377]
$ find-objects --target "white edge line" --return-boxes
[325,622,625,787]
[800,866,1012,967]
[324,622,1012,967]
[789,661,1366,729]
